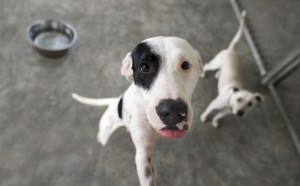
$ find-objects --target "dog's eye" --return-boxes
[139,63,151,73]
[181,61,190,70]
[237,98,243,102]
[248,102,253,107]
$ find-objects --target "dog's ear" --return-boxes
[254,93,264,102]
[121,52,134,82]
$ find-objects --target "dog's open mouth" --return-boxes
[157,125,188,139]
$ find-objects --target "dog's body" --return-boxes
[200,11,264,128]
[72,36,202,186]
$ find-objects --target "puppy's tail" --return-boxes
[71,93,117,106]
[228,10,246,50]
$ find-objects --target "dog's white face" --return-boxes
[121,36,202,139]
[229,88,264,117]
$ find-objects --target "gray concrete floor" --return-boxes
[0,0,300,186]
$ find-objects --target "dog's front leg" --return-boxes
[211,109,231,128]
[214,70,220,79]
[201,96,225,123]
[130,118,156,186]
[200,54,222,78]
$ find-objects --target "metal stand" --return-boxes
[230,0,300,156]
[262,50,300,85]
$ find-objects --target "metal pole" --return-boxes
[230,0,267,76]
[262,50,300,84]
[230,0,300,157]
[268,84,300,155]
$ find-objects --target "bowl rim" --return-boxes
[26,19,78,52]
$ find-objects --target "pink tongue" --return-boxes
[158,130,185,139]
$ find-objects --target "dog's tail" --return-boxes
[228,10,247,50]
[71,93,117,106]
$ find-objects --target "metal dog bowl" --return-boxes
[27,19,78,58]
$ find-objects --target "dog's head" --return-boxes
[228,87,264,117]
[121,36,203,139]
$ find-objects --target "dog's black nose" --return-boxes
[237,110,244,117]
[155,99,188,127]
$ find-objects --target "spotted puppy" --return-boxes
[200,11,264,128]
[72,36,203,186]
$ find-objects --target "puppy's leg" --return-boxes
[201,96,225,123]
[97,99,124,145]
[71,93,124,145]
[211,109,231,128]
[130,117,156,186]
[200,52,223,77]
[215,70,221,79]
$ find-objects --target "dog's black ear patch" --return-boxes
[117,97,123,119]
[131,42,161,90]
[233,87,240,92]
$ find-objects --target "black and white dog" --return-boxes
[200,12,264,128]
[72,36,203,186]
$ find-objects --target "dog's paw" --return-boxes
[200,114,208,123]
[212,121,219,128]
[200,71,206,78]
[97,131,107,146]
[214,71,220,79]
